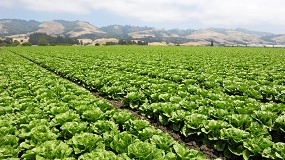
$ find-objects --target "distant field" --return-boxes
[2,46,285,159]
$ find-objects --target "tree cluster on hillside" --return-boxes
[167,29,194,36]
[0,19,40,37]
[105,39,148,46]
[100,25,153,36]
[54,20,80,33]
[77,33,107,40]
[29,33,79,46]
[118,40,148,45]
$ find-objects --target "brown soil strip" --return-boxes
[12,50,225,160]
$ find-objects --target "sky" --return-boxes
[1,0,285,33]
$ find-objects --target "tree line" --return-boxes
[105,40,148,46]
[0,33,79,47]
[0,33,149,47]
[0,37,21,46]
[29,33,79,46]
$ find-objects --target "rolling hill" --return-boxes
[1,19,285,45]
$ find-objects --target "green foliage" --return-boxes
[173,143,206,160]
[60,122,88,139]
[105,41,117,45]
[29,32,78,45]
[54,20,80,33]
[38,37,48,46]
[68,133,104,154]
[22,140,73,159]
[123,91,146,108]
[127,140,165,159]
[5,46,285,159]
[0,37,20,46]
[100,25,153,36]
[110,132,136,154]
[0,49,203,159]
[78,149,118,160]
[21,42,32,46]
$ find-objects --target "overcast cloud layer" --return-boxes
[1,0,285,32]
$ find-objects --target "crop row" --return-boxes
[9,46,285,159]
[16,46,285,103]
[0,50,205,159]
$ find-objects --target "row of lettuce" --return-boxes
[0,50,206,159]
[21,46,284,103]
[8,46,285,159]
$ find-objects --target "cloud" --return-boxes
[189,0,285,26]
[0,0,16,8]
[1,0,285,27]
[20,0,92,14]
[89,0,192,22]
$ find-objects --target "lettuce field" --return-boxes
[1,46,285,159]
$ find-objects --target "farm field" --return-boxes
[2,46,285,159]
[0,49,205,159]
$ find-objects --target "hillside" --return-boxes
[1,19,285,45]
[0,19,105,38]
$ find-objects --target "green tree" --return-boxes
[138,41,148,45]
[13,40,20,46]
[5,38,13,45]
[38,37,48,46]
[106,42,117,45]
[21,42,32,46]
[0,38,16,46]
